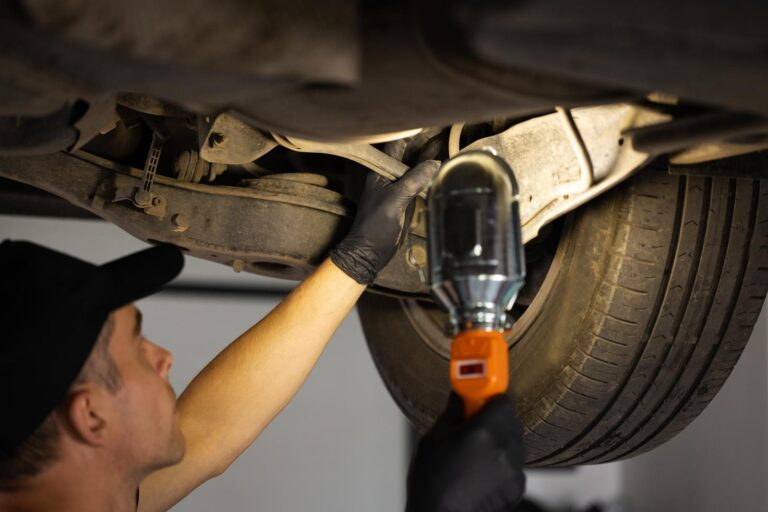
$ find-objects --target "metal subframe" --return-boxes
[0,152,430,296]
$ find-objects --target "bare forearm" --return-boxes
[180,259,363,467]
[139,259,364,511]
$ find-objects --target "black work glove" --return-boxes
[406,393,527,512]
[330,161,439,284]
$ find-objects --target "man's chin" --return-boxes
[168,429,187,465]
[152,429,186,470]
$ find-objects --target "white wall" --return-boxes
[1,216,408,512]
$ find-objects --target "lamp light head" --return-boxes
[427,151,525,333]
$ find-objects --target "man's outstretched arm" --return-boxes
[138,161,438,512]
[139,259,365,512]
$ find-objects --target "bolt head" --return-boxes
[134,190,150,207]
[407,245,427,268]
[171,213,190,232]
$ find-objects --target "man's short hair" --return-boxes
[0,316,121,489]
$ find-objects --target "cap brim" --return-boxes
[100,245,184,310]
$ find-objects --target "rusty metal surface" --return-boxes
[0,105,77,155]
[0,0,619,142]
[272,133,411,182]
[0,177,97,219]
[5,0,768,145]
[272,103,670,244]
[21,0,359,84]
[461,0,768,117]
[0,152,429,294]
[463,104,670,242]
[199,112,278,165]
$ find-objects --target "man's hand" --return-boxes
[406,393,526,512]
[330,161,439,284]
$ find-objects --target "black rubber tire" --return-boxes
[358,168,768,465]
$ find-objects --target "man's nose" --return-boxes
[147,341,174,378]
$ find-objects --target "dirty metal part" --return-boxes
[2,0,621,142]
[0,152,428,294]
[463,103,669,243]
[554,106,594,195]
[111,183,167,219]
[668,151,768,180]
[117,93,191,118]
[0,105,77,156]
[174,149,227,183]
[174,150,207,183]
[458,0,768,117]
[271,133,428,199]
[138,112,172,140]
[82,117,145,160]
[71,95,119,151]
[241,174,344,208]
[255,172,329,187]
[284,128,424,145]
[22,0,359,84]
[134,131,164,208]
[627,111,768,156]
[447,122,465,158]
[669,138,768,165]
[406,244,428,269]
[234,0,626,140]
[0,14,298,128]
[274,103,668,244]
[171,213,189,232]
[271,133,406,180]
[199,112,278,165]
[10,0,768,145]
[0,177,97,219]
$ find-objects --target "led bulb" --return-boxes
[427,151,525,333]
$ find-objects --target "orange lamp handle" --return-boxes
[450,330,509,417]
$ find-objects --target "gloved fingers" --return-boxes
[392,161,439,235]
[469,394,524,446]
[430,391,466,433]
[393,197,418,248]
[363,169,393,194]
[395,160,440,198]
[502,431,528,467]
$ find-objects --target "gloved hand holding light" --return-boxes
[427,150,526,416]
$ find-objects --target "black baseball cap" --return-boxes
[0,240,184,457]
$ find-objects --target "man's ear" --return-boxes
[64,387,110,446]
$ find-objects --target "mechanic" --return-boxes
[0,162,526,512]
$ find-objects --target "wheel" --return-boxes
[358,167,768,465]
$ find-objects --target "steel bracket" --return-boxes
[272,103,670,243]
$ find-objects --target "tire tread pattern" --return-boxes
[527,174,767,465]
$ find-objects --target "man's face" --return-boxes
[106,305,185,473]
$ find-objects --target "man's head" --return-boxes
[98,305,185,475]
[0,241,184,489]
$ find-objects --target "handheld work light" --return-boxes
[427,150,525,416]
